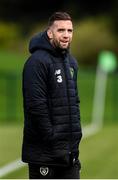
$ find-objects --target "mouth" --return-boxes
[61,40,69,43]
[60,41,69,45]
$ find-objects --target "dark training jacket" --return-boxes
[22,31,82,168]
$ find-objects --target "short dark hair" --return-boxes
[48,11,72,27]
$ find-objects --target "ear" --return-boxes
[47,29,53,39]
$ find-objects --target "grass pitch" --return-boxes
[0,124,118,179]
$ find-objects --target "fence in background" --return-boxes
[0,68,118,124]
[0,71,23,123]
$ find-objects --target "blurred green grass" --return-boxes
[0,124,118,179]
[0,50,118,124]
[0,50,27,73]
[0,125,23,167]
[0,50,118,179]
[0,50,26,123]
[0,50,94,124]
[0,50,25,122]
[80,124,118,179]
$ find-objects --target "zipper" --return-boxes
[62,55,73,161]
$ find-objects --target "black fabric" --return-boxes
[28,161,80,179]
[22,31,82,168]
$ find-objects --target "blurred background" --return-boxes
[0,0,118,179]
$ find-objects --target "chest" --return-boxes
[47,58,77,97]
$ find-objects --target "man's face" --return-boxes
[48,20,73,50]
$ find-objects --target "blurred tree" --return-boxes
[77,0,114,17]
[110,0,118,33]
[0,0,65,22]
[0,0,118,35]
[0,0,116,22]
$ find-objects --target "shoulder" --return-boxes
[24,50,52,69]
[69,54,78,68]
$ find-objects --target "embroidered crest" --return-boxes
[40,167,49,176]
[70,67,74,78]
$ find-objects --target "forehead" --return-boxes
[52,20,73,29]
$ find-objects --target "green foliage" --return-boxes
[0,22,22,50]
[71,16,117,66]
[0,16,118,67]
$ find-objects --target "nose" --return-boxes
[63,30,69,37]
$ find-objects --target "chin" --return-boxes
[61,45,69,50]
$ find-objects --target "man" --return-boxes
[22,11,82,179]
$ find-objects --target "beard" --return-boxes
[52,39,70,50]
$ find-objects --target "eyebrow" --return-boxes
[57,28,73,31]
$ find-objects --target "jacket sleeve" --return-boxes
[75,67,82,138]
[23,55,53,142]
[75,68,81,120]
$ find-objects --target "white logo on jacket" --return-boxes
[55,69,63,83]
[40,167,49,176]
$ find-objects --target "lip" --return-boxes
[61,41,68,43]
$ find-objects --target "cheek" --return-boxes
[69,36,73,42]
[53,33,57,39]
[53,34,60,42]
[70,35,73,41]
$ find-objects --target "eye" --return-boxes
[68,29,73,33]
[58,29,65,32]
[57,28,73,34]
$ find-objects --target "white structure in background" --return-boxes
[92,50,117,126]
[84,50,117,138]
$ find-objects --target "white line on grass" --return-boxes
[0,159,26,178]
[0,124,100,178]
[83,124,101,139]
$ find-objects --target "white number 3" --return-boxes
[57,75,63,83]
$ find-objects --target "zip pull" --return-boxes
[69,152,76,165]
